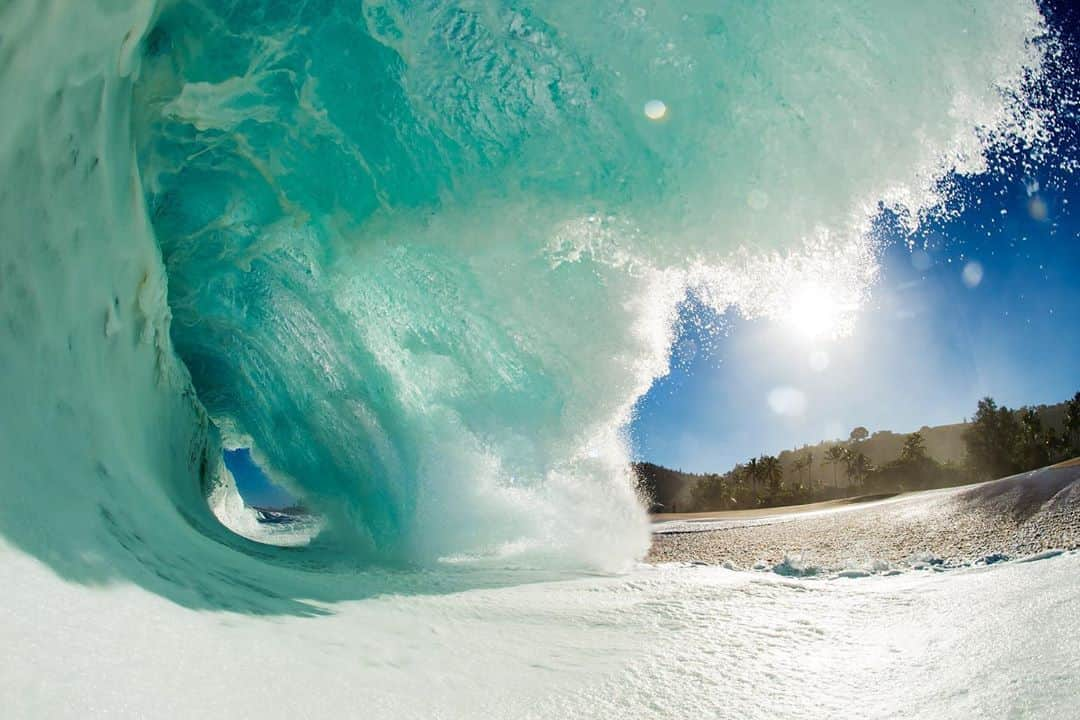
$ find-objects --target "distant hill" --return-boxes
[775,421,969,491]
[635,399,1071,513]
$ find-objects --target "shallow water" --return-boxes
[3,542,1077,719]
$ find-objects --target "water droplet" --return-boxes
[643,99,667,120]
[962,261,984,288]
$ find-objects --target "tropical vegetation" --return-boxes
[637,390,1080,513]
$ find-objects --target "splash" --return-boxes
[0,0,1054,593]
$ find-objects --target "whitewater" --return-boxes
[1,0,1077,717]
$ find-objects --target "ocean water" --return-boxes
[0,0,1075,716]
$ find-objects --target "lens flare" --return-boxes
[962,261,985,288]
[768,386,808,417]
[643,99,668,120]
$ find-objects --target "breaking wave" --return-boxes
[0,0,1058,605]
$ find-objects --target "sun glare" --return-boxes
[782,284,845,340]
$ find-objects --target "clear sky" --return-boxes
[630,196,1080,473]
[630,5,1080,474]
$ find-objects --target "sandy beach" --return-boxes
[647,460,1080,572]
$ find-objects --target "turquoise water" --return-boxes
[133,0,1045,568]
[0,0,1052,593]
[1,1,1075,716]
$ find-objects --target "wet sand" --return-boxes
[647,461,1080,571]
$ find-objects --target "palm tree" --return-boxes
[745,457,760,494]
[845,451,871,489]
[789,453,812,492]
[824,445,846,487]
[790,455,805,489]
[761,455,783,497]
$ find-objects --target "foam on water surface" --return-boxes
[2,538,1078,719]
[0,1,1076,714]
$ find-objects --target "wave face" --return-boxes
[0,0,1049,591]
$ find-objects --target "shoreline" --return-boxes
[647,461,1080,571]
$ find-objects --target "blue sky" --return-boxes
[630,119,1080,473]
[630,192,1080,472]
[630,0,1080,475]
[223,448,298,509]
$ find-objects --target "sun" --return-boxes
[782,284,845,340]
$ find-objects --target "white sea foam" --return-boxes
[2,540,1077,719]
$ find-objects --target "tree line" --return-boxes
[964,392,1080,480]
[641,390,1080,513]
